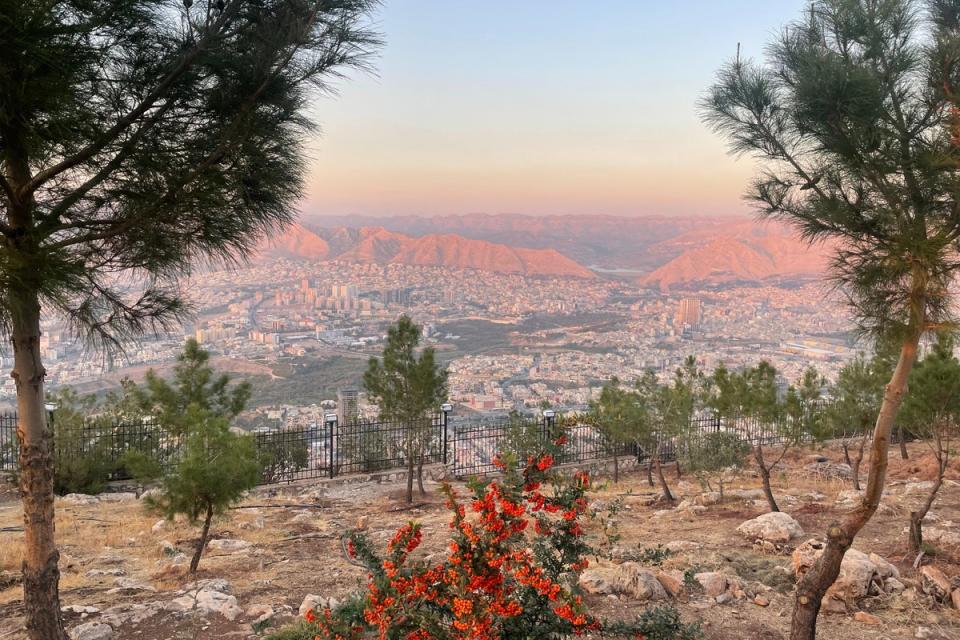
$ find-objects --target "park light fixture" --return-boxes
[440,403,453,413]
[324,413,338,426]
[542,409,555,419]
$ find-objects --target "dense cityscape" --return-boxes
[8,257,855,431]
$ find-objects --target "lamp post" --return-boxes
[542,409,556,444]
[440,403,452,465]
[324,413,338,479]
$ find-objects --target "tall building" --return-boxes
[337,388,360,424]
[676,298,702,329]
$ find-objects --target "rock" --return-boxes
[792,541,882,603]
[915,627,953,640]
[736,512,804,543]
[61,494,98,505]
[299,594,325,617]
[110,578,155,592]
[195,588,242,620]
[885,578,906,594]
[64,605,100,615]
[70,623,113,640]
[805,462,852,479]
[715,592,734,605]
[695,492,722,506]
[924,528,960,547]
[159,540,178,556]
[904,481,936,494]
[753,595,769,607]
[729,488,766,501]
[356,515,369,530]
[290,512,313,523]
[151,520,166,534]
[869,553,900,579]
[663,540,701,553]
[656,570,684,597]
[206,539,250,552]
[835,490,863,505]
[920,566,952,601]
[952,589,960,610]
[246,603,273,619]
[853,611,881,625]
[807,454,829,463]
[694,572,728,598]
[578,563,667,601]
[97,492,136,503]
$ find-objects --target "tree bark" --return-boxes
[754,444,779,512]
[13,295,68,640]
[841,442,852,467]
[612,453,619,484]
[674,459,682,479]
[646,458,654,487]
[898,426,909,459]
[851,437,866,492]
[790,333,919,640]
[190,502,214,573]
[654,453,673,502]
[908,463,945,552]
[416,455,425,496]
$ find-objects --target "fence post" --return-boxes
[440,404,452,465]
[324,414,337,479]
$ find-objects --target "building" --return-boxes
[676,298,703,329]
[337,388,360,424]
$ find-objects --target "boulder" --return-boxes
[656,570,684,597]
[736,512,804,543]
[578,563,668,601]
[151,520,166,534]
[299,594,325,617]
[693,572,727,598]
[853,611,881,625]
[61,494,98,505]
[97,492,136,503]
[70,623,113,640]
[920,566,952,601]
[792,541,883,604]
[206,539,251,552]
[869,553,900,579]
[728,488,766,501]
[663,540,701,553]
[195,588,242,621]
[952,588,960,610]
[805,462,852,479]
[924,528,960,547]
[694,492,722,506]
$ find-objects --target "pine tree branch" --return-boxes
[18,1,243,198]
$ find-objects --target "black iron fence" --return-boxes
[0,405,868,487]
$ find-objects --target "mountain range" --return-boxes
[260,214,833,287]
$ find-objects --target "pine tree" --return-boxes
[363,316,448,503]
[703,1,960,635]
[592,377,645,484]
[0,3,378,634]
[122,339,261,573]
[898,333,960,550]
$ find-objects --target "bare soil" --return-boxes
[0,441,957,640]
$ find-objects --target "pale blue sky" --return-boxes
[303,1,808,218]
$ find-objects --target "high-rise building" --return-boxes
[337,388,360,424]
[676,298,703,329]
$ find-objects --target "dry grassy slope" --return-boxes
[0,442,957,640]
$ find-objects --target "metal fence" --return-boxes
[0,405,866,486]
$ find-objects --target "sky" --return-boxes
[302,1,809,219]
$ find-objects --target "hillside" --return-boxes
[259,224,596,278]
[639,221,832,289]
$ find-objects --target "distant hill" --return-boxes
[639,221,833,289]
[259,224,596,279]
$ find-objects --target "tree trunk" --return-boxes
[654,453,673,502]
[674,459,682,479]
[405,453,415,504]
[612,453,619,484]
[790,332,919,640]
[851,437,865,492]
[841,442,852,467]
[908,471,944,552]
[190,502,214,573]
[416,455,425,496]
[646,458,654,487]
[754,444,779,512]
[13,296,68,640]
[898,426,909,459]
